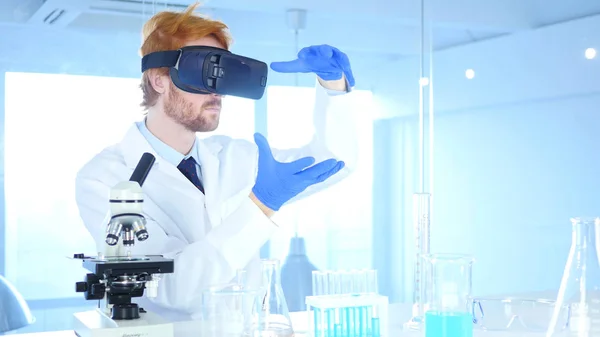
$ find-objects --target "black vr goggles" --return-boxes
[141,46,268,100]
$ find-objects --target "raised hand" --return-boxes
[251,133,345,211]
[270,44,355,87]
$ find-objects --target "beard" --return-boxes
[163,83,221,132]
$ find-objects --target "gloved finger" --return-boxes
[296,158,339,180]
[253,133,274,159]
[270,59,310,73]
[297,46,315,59]
[317,45,335,59]
[313,161,345,183]
[336,51,355,87]
[285,156,316,173]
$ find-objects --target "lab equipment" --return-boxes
[406,193,431,330]
[252,133,344,211]
[422,254,474,337]
[270,44,356,87]
[0,275,35,333]
[472,297,569,332]
[202,283,257,337]
[255,259,295,337]
[72,153,175,337]
[306,293,389,337]
[104,152,155,250]
[142,46,268,99]
[312,269,378,296]
[547,217,600,336]
[281,235,318,311]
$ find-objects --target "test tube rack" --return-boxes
[306,294,388,337]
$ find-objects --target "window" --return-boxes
[266,85,374,271]
[4,72,255,300]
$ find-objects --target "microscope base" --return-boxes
[73,309,173,337]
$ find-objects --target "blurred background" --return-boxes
[1,0,599,333]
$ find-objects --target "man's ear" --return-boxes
[148,69,168,94]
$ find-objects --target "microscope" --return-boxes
[72,153,175,337]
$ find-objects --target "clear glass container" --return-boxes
[422,253,474,337]
[255,259,294,337]
[548,217,600,336]
[202,283,257,337]
[473,297,570,332]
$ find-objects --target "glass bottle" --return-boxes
[255,259,294,337]
[548,217,600,336]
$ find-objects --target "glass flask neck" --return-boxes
[571,217,600,248]
[261,259,281,287]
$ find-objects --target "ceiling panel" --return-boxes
[3,0,600,57]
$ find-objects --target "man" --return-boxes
[75,3,358,317]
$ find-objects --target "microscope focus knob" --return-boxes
[75,282,87,292]
[76,273,105,300]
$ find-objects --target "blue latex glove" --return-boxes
[270,45,355,87]
[251,133,345,211]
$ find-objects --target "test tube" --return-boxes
[332,271,344,295]
[366,269,378,294]
[349,269,364,294]
[312,271,326,296]
[372,304,381,337]
[338,271,351,294]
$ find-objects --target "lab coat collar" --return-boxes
[119,123,223,228]
[135,120,201,168]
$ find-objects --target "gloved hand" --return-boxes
[251,133,345,211]
[270,44,355,87]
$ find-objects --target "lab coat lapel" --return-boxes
[119,124,207,239]
[195,139,222,229]
[120,125,197,196]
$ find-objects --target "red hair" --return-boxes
[139,2,232,110]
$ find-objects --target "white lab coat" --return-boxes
[75,82,358,319]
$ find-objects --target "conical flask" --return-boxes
[547,217,600,336]
[255,259,294,337]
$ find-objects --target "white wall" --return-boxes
[381,13,600,299]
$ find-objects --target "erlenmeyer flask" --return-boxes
[547,217,600,336]
[255,259,294,337]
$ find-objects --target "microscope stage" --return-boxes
[74,254,174,276]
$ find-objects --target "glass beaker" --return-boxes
[255,259,294,337]
[423,253,475,337]
[547,217,600,336]
[202,283,257,337]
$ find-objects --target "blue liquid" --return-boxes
[313,306,380,337]
[425,311,473,337]
[372,317,380,337]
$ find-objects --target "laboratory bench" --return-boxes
[8,302,551,337]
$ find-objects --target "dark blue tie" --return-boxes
[177,157,204,193]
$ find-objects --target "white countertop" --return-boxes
[10,303,552,337]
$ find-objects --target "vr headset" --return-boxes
[141,46,268,100]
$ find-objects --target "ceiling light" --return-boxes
[585,48,596,60]
[465,69,475,79]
